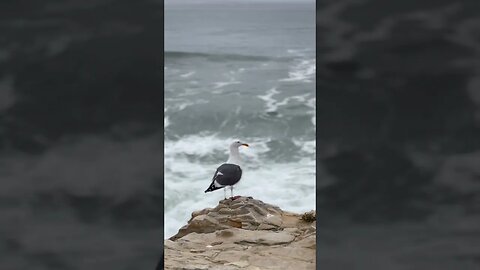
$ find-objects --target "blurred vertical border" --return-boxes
[0,0,164,269]
[317,0,480,269]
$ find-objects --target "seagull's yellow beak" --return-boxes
[242,143,249,147]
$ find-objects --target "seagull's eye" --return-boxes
[236,141,240,143]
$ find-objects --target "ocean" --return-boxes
[164,2,316,238]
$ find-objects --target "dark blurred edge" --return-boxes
[0,0,165,269]
[155,252,164,270]
[316,0,480,269]
[315,0,321,267]
[159,0,165,268]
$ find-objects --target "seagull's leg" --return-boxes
[230,186,233,199]
[224,187,226,200]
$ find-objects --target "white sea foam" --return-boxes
[280,58,316,82]
[175,88,202,98]
[180,71,196,78]
[257,87,280,112]
[286,48,311,56]
[257,88,313,115]
[213,81,241,89]
[164,98,209,112]
[164,134,315,239]
[164,116,170,129]
[293,138,316,155]
[305,97,316,126]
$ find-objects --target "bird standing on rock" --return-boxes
[205,140,249,199]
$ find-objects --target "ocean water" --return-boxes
[165,2,316,238]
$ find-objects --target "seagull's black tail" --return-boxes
[205,181,222,193]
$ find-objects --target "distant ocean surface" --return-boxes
[164,2,316,238]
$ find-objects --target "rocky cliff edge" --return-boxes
[164,196,316,270]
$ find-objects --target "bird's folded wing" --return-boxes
[213,164,242,186]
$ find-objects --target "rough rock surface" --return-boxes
[165,196,316,270]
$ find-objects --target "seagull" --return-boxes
[205,140,249,199]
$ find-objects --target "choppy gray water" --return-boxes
[165,2,316,238]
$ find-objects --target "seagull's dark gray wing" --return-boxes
[205,163,242,193]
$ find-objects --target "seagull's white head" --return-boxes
[227,140,249,165]
[230,140,249,149]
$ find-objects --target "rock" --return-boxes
[301,210,316,222]
[165,196,316,270]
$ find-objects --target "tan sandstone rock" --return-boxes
[165,196,316,270]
